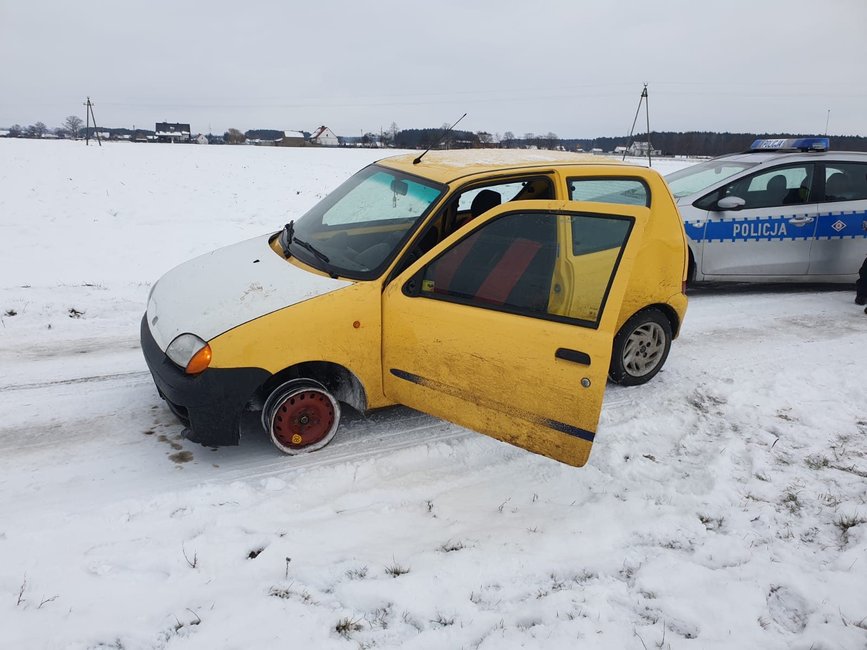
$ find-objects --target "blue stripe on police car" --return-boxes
[684,210,867,243]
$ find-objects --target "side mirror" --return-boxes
[402,269,424,297]
[717,195,746,211]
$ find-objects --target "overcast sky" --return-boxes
[2,0,865,139]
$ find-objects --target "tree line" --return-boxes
[5,117,867,156]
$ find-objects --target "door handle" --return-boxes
[788,216,814,226]
[555,348,591,365]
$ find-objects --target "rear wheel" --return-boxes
[263,379,341,454]
[609,309,672,386]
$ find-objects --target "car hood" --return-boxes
[146,234,351,351]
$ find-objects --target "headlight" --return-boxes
[166,333,212,374]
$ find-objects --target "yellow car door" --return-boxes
[381,200,648,467]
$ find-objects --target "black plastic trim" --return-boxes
[389,368,595,442]
[140,315,270,446]
[555,348,591,365]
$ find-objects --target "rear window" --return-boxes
[568,178,649,207]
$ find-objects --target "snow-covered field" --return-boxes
[1,139,866,649]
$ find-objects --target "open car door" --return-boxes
[381,199,648,467]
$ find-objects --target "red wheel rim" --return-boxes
[271,389,336,450]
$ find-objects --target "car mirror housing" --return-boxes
[717,195,746,211]
[402,269,423,297]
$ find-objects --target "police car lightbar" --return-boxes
[749,137,829,152]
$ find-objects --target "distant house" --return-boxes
[195,134,209,145]
[155,122,191,143]
[309,125,339,147]
[278,130,306,147]
[613,145,628,155]
[627,141,661,157]
[0,130,9,138]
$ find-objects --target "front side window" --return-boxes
[665,160,756,198]
[568,178,649,206]
[824,162,867,202]
[393,175,555,277]
[415,211,631,327]
[288,165,445,279]
[696,164,814,210]
[420,212,557,315]
[548,215,633,324]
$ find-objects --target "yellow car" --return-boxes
[141,150,688,467]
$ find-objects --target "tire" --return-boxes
[609,308,672,386]
[262,379,341,454]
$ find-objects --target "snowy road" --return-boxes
[2,140,866,649]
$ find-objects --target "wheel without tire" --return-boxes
[609,308,672,386]
[263,379,341,454]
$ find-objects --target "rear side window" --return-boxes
[568,178,649,207]
[824,162,867,202]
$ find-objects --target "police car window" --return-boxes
[567,178,649,207]
[715,164,814,209]
[824,163,867,202]
[665,160,756,198]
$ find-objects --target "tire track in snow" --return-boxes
[0,370,150,393]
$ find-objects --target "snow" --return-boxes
[1,139,866,649]
[146,235,349,350]
[394,148,614,169]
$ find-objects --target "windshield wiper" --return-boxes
[292,237,335,271]
[279,221,294,258]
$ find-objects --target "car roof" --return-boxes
[376,149,637,184]
[713,150,867,165]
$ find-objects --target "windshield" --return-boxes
[665,160,757,199]
[286,164,445,280]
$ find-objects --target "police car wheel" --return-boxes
[263,379,341,455]
[609,309,672,386]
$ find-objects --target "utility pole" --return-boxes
[83,97,102,146]
[623,84,651,167]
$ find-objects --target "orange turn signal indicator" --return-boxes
[185,344,212,374]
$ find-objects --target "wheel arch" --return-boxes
[623,303,681,339]
[687,245,697,283]
[254,361,368,414]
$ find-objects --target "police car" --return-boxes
[665,137,867,282]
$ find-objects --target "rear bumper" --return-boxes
[140,315,270,446]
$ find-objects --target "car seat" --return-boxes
[825,173,851,201]
[766,174,788,204]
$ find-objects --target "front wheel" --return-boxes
[262,379,341,454]
[609,309,672,386]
